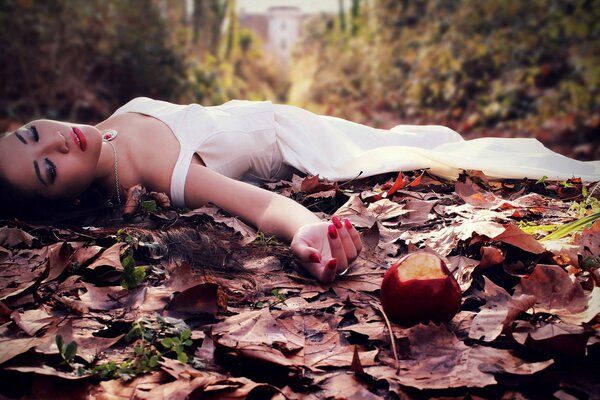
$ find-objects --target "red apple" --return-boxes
[380,252,462,327]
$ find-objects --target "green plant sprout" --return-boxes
[92,315,195,381]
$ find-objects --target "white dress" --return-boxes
[113,97,600,208]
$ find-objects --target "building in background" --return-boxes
[239,6,303,65]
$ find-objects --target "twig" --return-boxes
[370,300,399,373]
[338,170,364,188]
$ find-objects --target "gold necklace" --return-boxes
[102,129,121,206]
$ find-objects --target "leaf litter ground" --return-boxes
[0,171,598,399]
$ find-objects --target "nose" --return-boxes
[45,131,69,154]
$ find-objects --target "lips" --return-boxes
[71,127,87,151]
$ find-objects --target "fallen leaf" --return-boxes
[0,227,35,247]
[518,264,589,318]
[42,242,75,283]
[469,277,536,342]
[79,283,146,311]
[512,320,591,357]
[478,246,505,269]
[11,308,55,336]
[493,224,546,254]
[165,282,220,317]
[87,243,125,271]
[365,324,552,390]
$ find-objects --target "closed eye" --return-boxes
[45,158,56,184]
[29,126,39,142]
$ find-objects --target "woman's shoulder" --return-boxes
[112,97,183,117]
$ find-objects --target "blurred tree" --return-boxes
[0,0,186,123]
[338,0,346,33]
[223,0,239,61]
[350,0,361,36]
[291,0,600,158]
[192,0,227,55]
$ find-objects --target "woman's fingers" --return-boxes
[343,218,362,260]
[332,216,358,262]
[301,259,336,283]
[291,219,362,282]
[327,222,349,273]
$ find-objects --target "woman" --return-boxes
[0,97,598,282]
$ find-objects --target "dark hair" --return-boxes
[0,171,114,224]
[0,131,115,223]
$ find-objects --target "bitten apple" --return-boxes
[380,252,462,327]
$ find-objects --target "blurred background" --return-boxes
[1,0,598,159]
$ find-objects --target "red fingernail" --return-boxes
[327,259,337,269]
[328,224,338,239]
[309,253,321,263]
[344,218,353,229]
[332,216,343,229]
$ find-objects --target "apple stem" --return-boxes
[371,300,399,373]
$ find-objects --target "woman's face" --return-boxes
[0,119,103,200]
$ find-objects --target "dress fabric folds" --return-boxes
[113,97,600,208]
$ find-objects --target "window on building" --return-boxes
[281,39,286,51]
[281,21,286,30]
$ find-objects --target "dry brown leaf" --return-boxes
[421,220,506,256]
[318,372,381,400]
[0,227,35,247]
[79,283,146,311]
[42,242,75,283]
[334,196,377,228]
[0,248,46,301]
[579,219,600,257]
[87,243,125,271]
[492,224,546,254]
[366,198,409,221]
[366,323,552,390]
[212,309,378,370]
[0,336,45,365]
[518,264,591,319]
[478,245,505,269]
[11,308,54,336]
[4,364,93,380]
[512,320,591,357]
[447,255,478,292]
[468,277,536,342]
[165,282,220,317]
[400,198,435,226]
[164,261,206,292]
[89,370,170,400]
[338,322,387,341]
[455,179,503,208]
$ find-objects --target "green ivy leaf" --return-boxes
[177,351,188,364]
[141,200,157,213]
[55,335,64,352]
[64,341,77,362]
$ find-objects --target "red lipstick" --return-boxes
[71,127,87,151]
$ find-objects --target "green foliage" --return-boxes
[0,0,287,124]
[291,0,599,139]
[0,0,186,121]
[255,232,280,246]
[120,248,146,289]
[140,200,158,214]
[254,288,288,309]
[93,315,195,381]
[55,335,78,369]
[540,212,600,241]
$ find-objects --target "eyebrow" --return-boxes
[15,131,27,144]
[33,160,47,186]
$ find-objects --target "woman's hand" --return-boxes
[291,216,362,283]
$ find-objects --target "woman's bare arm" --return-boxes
[183,163,318,240]
[182,164,361,282]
